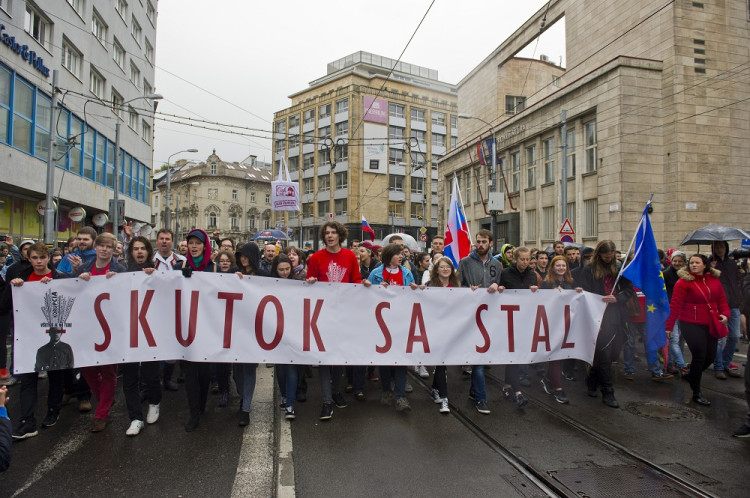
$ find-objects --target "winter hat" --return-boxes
[19,239,34,250]
[235,242,265,276]
[185,228,212,270]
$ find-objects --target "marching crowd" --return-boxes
[0,220,749,470]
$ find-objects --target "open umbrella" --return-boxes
[382,233,419,251]
[680,224,750,245]
[251,229,289,241]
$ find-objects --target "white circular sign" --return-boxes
[37,200,56,216]
[92,213,109,227]
[68,207,86,222]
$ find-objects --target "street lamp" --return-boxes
[111,93,163,240]
[165,148,199,231]
[459,114,498,246]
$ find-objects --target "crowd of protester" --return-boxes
[0,220,749,474]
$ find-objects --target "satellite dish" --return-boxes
[92,213,108,227]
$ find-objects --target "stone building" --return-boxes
[273,51,458,249]
[440,0,750,250]
[152,151,272,244]
[0,0,158,242]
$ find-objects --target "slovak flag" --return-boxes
[361,216,376,241]
[444,174,471,267]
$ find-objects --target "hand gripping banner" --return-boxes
[12,271,607,373]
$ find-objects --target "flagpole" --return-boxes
[453,173,473,243]
[611,194,654,293]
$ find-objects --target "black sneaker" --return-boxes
[651,372,674,381]
[733,425,750,438]
[516,392,528,408]
[285,406,296,421]
[12,420,39,440]
[475,400,490,414]
[553,389,570,404]
[332,393,348,409]
[41,410,59,428]
[602,390,619,408]
[540,377,554,395]
[319,403,333,421]
[502,387,513,401]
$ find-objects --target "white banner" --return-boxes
[12,272,608,373]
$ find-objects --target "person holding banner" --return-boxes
[665,254,729,406]
[75,233,127,432]
[3,243,68,440]
[174,229,218,432]
[578,240,635,409]
[458,229,503,415]
[368,243,418,412]
[270,254,299,420]
[306,221,364,421]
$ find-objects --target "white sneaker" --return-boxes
[439,398,450,414]
[417,365,429,378]
[405,382,413,393]
[431,388,442,404]
[146,404,160,424]
[126,420,145,436]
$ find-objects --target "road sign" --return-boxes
[559,218,575,235]
[561,235,574,243]
[419,233,427,242]
[419,227,427,234]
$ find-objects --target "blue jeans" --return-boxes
[379,366,407,398]
[275,364,298,409]
[714,308,741,370]
[623,322,641,374]
[470,365,486,402]
[233,363,257,413]
[669,321,687,368]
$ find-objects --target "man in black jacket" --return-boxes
[500,247,539,408]
[711,241,743,379]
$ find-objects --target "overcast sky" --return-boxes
[152,0,565,168]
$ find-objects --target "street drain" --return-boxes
[550,464,695,497]
[624,401,704,421]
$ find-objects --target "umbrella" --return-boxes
[680,224,750,245]
[382,233,419,251]
[251,229,289,241]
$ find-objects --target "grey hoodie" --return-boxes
[458,250,502,288]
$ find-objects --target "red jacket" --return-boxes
[665,268,730,331]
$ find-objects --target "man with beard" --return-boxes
[56,227,98,276]
[458,229,503,415]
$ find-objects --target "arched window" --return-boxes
[209,212,217,227]
[230,213,238,230]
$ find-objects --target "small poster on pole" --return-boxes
[271,158,300,211]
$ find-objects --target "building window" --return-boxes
[335,171,347,190]
[303,109,315,124]
[230,214,238,230]
[389,103,405,119]
[302,204,313,218]
[92,11,107,46]
[111,88,123,117]
[287,156,298,172]
[450,136,458,149]
[208,212,217,228]
[90,69,105,99]
[584,199,598,237]
[566,129,576,177]
[301,130,314,145]
[526,145,536,188]
[410,129,426,143]
[526,209,537,241]
[463,170,471,205]
[511,151,520,193]
[450,115,458,129]
[113,39,125,69]
[146,2,155,24]
[411,202,424,220]
[318,200,330,216]
[275,120,286,133]
[542,206,555,240]
[389,175,404,192]
[232,189,238,201]
[319,149,330,166]
[319,103,331,118]
[585,120,597,172]
[431,112,446,127]
[24,4,51,50]
[141,120,151,143]
[543,138,555,183]
[318,174,330,192]
[128,106,138,132]
[388,201,404,218]
[552,76,561,87]
[263,217,270,230]
[67,0,83,16]
[288,134,299,148]
[389,148,403,166]
[116,0,128,19]
[131,16,142,45]
[274,140,284,153]
[334,143,348,162]
[289,114,299,128]
[411,107,426,123]
[303,178,313,195]
[265,194,270,204]
[335,121,348,137]
[62,39,82,79]
[210,162,217,175]
[433,133,446,148]
[412,152,426,170]
[505,95,526,114]
[318,125,330,139]
[566,202,576,231]
[145,39,154,64]
[334,198,347,216]
[389,126,404,141]
[411,176,424,194]
[130,62,140,87]
[303,153,314,170]
[250,192,255,202]
[143,80,153,97]
[335,98,348,114]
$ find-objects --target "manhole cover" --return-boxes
[624,401,703,421]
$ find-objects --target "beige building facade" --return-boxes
[152,151,272,244]
[440,0,750,250]
[273,52,458,249]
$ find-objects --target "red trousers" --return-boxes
[81,365,117,420]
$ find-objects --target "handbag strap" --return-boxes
[693,279,714,311]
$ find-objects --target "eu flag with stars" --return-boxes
[622,204,669,354]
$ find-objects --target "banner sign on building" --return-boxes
[12,272,607,373]
[363,96,388,124]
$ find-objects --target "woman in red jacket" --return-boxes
[665,254,730,406]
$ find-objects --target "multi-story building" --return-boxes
[440,0,750,250]
[152,151,273,243]
[273,51,458,249]
[0,0,158,242]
